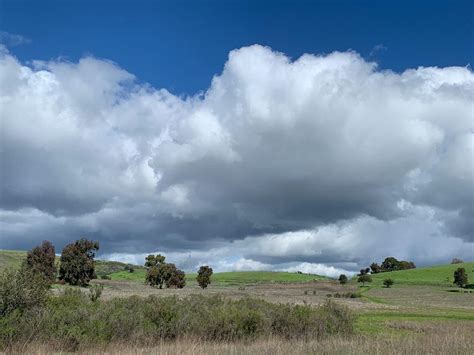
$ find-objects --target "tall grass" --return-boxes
[0,289,354,352]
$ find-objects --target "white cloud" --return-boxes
[0,45,472,272]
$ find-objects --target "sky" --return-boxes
[0,0,473,276]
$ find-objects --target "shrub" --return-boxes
[0,294,355,350]
[24,240,57,285]
[58,238,99,286]
[357,274,372,286]
[197,265,213,289]
[453,267,468,288]
[88,284,103,302]
[383,278,394,288]
[100,274,111,280]
[0,268,49,317]
[451,258,464,264]
[338,274,348,284]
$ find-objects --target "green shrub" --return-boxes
[0,268,49,317]
[383,278,394,288]
[338,274,348,284]
[0,293,355,350]
[88,284,103,302]
[453,267,468,288]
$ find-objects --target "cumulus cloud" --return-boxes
[0,45,472,273]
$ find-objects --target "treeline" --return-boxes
[16,239,214,289]
[367,256,416,274]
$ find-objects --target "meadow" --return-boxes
[1,250,473,354]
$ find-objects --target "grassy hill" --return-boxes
[3,249,472,287]
[0,249,143,276]
[368,262,474,287]
[109,269,328,286]
[0,250,26,269]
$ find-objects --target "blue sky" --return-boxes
[1,0,472,95]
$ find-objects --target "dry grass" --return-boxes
[14,328,474,355]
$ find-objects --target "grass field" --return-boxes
[0,249,27,269]
[0,249,328,287]
[367,262,474,287]
[109,269,327,286]
[0,249,144,277]
[1,248,473,353]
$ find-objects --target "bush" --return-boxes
[197,265,213,289]
[58,238,99,286]
[338,274,348,285]
[383,278,394,288]
[100,274,111,280]
[88,284,103,302]
[453,267,468,288]
[24,240,57,285]
[0,268,49,317]
[451,258,464,264]
[0,294,355,350]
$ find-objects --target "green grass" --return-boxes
[367,262,474,287]
[206,271,328,286]
[109,269,328,286]
[0,250,27,269]
[0,249,143,277]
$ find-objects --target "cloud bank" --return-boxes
[0,45,472,276]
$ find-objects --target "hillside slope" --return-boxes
[0,250,26,269]
[0,249,143,276]
[369,262,474,286]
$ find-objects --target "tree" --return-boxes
[370,263,382,274]
[383,278,394,288]
[381,257,400,272]
[357,274,372,286]
[453,268,468,288]
[381,257,415,272]
[358,268,370,276]
[145,254,167,288]
[164,264,186,288]
[145,255,186,289]
[398,261,416,270]
[58,238,99,286]
[451,258,464,264]
[145,254,166,267]
[197,265,213,289]
[24,240,57,285]
[338,274,348,285]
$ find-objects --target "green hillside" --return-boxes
[0,249,143,276]
[109,269,327,286]
[0,250,26,269]
[368,262,474,286]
